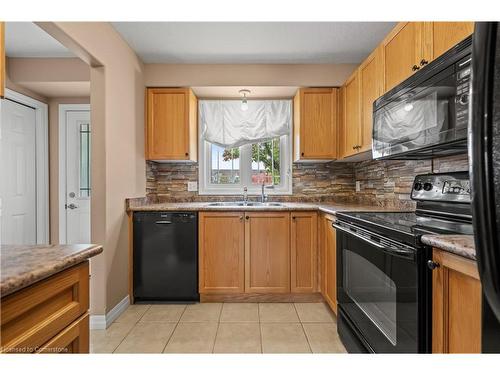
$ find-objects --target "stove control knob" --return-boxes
[413,182,423,191]
[423,182,433,191]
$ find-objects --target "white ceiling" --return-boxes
[5,22,75,58]
[112,22,396,64]
[192,86,298,99]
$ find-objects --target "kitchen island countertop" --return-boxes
[0,244,103,297]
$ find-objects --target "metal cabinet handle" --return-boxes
[239,216,243,221]
[420,59,429,66]
[245,216,249,220]
[412,65,420,72]
[427,260,440,270]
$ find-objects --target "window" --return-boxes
[79,122,91,198]
[199,135,292,195]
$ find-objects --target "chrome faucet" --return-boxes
[243,186,248,205]
[261,183,274,203]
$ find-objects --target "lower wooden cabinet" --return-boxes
[290,212,318,293]
[0,262,90,354]
[245,212,290,293]
[198,212,245,294]
[320,213,337,314]
[199,211,322,298]
[431,248,481,353]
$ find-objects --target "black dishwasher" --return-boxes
[133,212,199,302]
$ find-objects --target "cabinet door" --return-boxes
[291,212,318,293]
[199,212,245,294]
[359,47,383,153]
[321,214,337,314]
[382,22,424,92]
[294,88,337,160]
[37,313,89,353]
[146,88,197,161]
[425,22,474,62]
[344,72,361,157]
[245,212,290,293]
[432,249,481,353]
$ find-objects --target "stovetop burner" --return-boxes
[336,172,473,246]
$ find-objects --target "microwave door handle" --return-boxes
[332,223,415,259]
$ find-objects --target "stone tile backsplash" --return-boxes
[145,153,469,209]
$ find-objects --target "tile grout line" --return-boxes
[211,303,223,353]
[111,304,152,353]
[161,304,188,353]
[292,303,313,354]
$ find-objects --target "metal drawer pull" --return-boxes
[155,220,172,225]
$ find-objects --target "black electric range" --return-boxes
[335,172,472,353]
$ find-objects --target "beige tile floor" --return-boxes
[90,302,347,354]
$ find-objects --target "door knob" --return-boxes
[427,260,440,270]
[66,203,78,210]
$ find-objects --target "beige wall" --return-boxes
[39,22,146,315]
[144,63,357,87]
[48,97,90,244]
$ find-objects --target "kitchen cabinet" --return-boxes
[1,22,4,98]
[358,47,383,153]
[199,212,245,294]
[320,213,337,314]
[146,88,197,161]
[245,212,290,293]
[293,88,338,161]
[381,22,425,92]
[424,22,474,62]
[431,248,481,353]
[341,71,361,158]
[290,211,318,293]
[0,262,90,353]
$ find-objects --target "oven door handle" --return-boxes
[332,223,416,260]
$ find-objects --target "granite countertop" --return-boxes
[0,244,103,297]
[421,235,476,260]
[126,199,411,215]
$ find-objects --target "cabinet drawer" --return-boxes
[37,313,89,354]
[0,262,89,353]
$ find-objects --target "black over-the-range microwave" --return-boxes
[372,36,472,160]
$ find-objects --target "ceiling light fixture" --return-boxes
[239,89,251,111]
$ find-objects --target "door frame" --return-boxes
[58,104,91,244]
[3,89,49,244]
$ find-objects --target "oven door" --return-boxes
[335,222,421,353]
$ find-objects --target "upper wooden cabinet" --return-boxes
[290,212,318,293]
[293,88,338,161]
[424,22,474,62]
[198,212,245,294]
[359,47,383,153]
[341,72,361,158]
[245,212,290,293]
[431,248,481,353]
[146,88,198,161]
[1,22,5,98]
[381,22,425,92]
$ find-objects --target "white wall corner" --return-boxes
[90,295,130,330]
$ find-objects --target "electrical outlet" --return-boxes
[187,181,198,192]
[356,181,361,192]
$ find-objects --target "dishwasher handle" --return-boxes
[155,220,173,225]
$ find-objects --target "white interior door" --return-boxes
[0,99,37,245]
[65,110,91,244]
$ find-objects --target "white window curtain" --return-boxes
[199,99,291,149]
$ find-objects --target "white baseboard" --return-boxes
[90,295,130,330]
